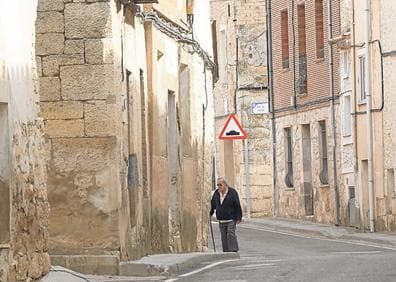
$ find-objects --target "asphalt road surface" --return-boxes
[171,222,396,282]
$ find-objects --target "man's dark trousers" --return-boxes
[219,220,238,252]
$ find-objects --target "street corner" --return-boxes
[40,266,90,282]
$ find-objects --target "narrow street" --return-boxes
[2,1,396,281]
[172,222,396,282]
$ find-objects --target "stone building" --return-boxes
[0,1,50,281]
[210,0,273,217]
[269,0,346,224]
[35,0,214,275]
[337,0,396,231]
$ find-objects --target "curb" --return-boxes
[243,219,340,238]
[120,252,239,277]
[243,219,396,248]
[339,234,396,248]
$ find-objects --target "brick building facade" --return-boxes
[270,0,346,224]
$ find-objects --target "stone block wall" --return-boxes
[35,0,123,257]
[10,121,51,281]
[274,106,346,224]
[211,0,272,217]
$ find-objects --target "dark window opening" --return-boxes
[285,127,294,188]
[319,121,328,185]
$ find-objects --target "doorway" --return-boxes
[360,160,369,228]
[223,140,235,187]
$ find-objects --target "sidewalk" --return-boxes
[244,217,396,247]
[41,252,239,281]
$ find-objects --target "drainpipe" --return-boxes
[243,113,251,219]
[351,0,359,173]
[364,0,375,232]
[234,36,239,113]
[266,0,278,216]
[327,0,340,226]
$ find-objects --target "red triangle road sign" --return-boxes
[218,114,247,140]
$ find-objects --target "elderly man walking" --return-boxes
[210,177,242,252]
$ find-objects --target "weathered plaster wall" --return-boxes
[339,0,395,231]
[117,4,151,261]
[0,1,50,281]
[147,8,214,253]
[153,0,187,28]
[380,0,396,230]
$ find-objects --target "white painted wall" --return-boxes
[0,0,39,122]
[193,0,213,56]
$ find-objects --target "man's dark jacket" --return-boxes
[210,187,242,221]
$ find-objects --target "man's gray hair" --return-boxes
[217,177,228,186]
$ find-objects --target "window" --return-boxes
[223,97,228,115]
[285,127,294,188]
[297,4,307,94]
[315,0,324,58]
[319,121,328,185]
[211,21,219,80]
[359,56,366,102]
[298,4,307,57]
[342,51,350,79]
[281,10,290,69]
[343,95,352,136]
[218,27,227,83]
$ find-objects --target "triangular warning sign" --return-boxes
[218,114,247,140]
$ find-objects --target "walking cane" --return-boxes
[209,217,216,252]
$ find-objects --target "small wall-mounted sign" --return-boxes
[251,102,269,115]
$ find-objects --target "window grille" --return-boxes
[285,127,294,188]
[319,121,328,185]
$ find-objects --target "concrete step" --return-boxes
[51,254,119,276]
[120,252,239,277]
